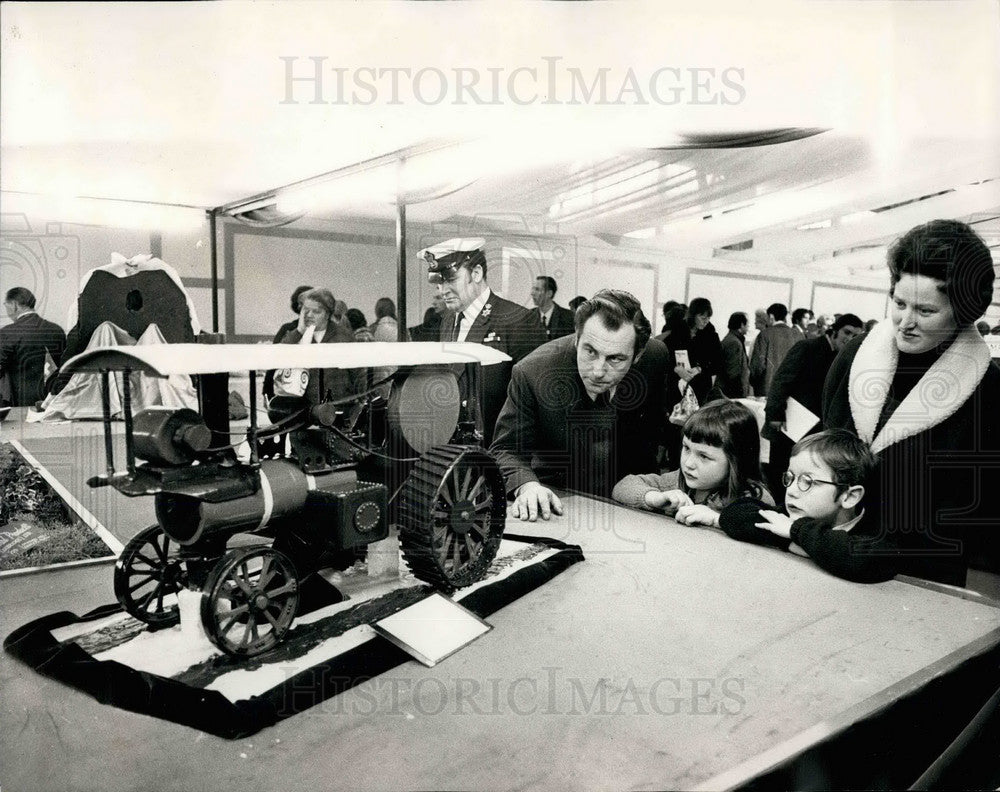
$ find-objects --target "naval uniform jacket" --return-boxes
[440,291,546,445]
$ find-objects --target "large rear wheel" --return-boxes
[397,445,506,590]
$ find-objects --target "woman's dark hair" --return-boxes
[687,297,713,327]
[681,400,767,506]
[374,297,397,320]
[290,285,313,314]
[887,219,995,327]
[568,295,587,312]
[574,289,651,357]
[345,308,368,331]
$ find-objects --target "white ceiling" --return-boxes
[2,2,999,272]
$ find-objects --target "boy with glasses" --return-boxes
[717,429,899,583]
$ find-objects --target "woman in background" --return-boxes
[370,297,399,342]
[279,288,364,405]
[685,297,722,405]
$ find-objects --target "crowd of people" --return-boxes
[2,220,998,593]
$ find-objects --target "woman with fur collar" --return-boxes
[822,219,1000,587]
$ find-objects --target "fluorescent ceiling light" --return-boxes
[623,227,657,239]
[840,210,877,225]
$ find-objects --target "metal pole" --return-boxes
[122,369,136,474]
[248,370,259,465]
[100,370,115,476]
[209,209,219,334]
[396,160,408,342]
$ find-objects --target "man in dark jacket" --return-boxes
[718,312,750,398]
[530,276,575,340]
[424,238,546,445]
[0,287,66,406]
[762,313,864,506]
[749,302,800,397]
[490,290,665,520]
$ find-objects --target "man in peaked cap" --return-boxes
[422,237,546,445]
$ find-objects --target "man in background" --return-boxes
[749,302,799,397]
[761,313,864,506]
[530,275,575,340]
[791,307,813,338]
[718,312,750,398]
[1,287,66,406]
[424,237,546,445]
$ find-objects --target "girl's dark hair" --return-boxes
[887,219,994,327]
[681,400,767,506]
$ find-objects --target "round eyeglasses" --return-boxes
[781,471,839,493]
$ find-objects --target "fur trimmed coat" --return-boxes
[822,322,1000,586]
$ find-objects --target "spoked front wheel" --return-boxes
[200,547,300,657]
[113,525,188,626]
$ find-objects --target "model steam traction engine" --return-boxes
[61,342,511,657]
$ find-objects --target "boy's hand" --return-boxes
[675,503,720,528]
[756,509,793,538]
[644,489,693,512]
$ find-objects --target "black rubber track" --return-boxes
[397,444,506,591]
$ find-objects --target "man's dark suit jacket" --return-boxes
[541,303,575,340]
[718,330,750,398]
[440,290,546,446]
[749,322,800,397]
[489,334,666,498]
[0,313,66,406]
[762,334,834,441]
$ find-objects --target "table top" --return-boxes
[4,487,999,792]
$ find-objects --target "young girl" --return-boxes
[612,400,773,527]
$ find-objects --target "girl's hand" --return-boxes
[296,309,308,335]
[756,510,793,538]
[675,503,720,528]
[644,489,692,512]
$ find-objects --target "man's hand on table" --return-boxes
[511,481,564,522]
